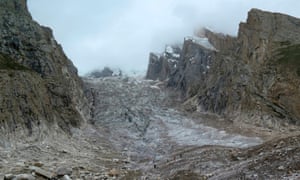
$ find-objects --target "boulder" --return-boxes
[29,166,54,179]
[14,174,35,180]
[60,175,72,180]
[4,174,15,180]
[56,167,72,176]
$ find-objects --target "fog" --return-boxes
[27,0,300,75]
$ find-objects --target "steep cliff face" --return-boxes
[168,38,217,99]
[146,45,181,81]
[0,0,89,143]
[146,9,300,127]
[237,9,300,125]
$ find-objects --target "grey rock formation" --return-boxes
[55,167,72,176]
[146,45,181,81]
[146,8,300,127]
[60,175,72,180]
[0,0,90,144]
[14,174,35,180]
[236,8,300,125]
[168,38,217,98]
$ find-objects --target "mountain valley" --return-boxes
[0,1,300,179]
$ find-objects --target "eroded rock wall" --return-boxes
[237,9,300,125]
[146,8,300,127]
[0,0,90,143]
[146,45,181,81]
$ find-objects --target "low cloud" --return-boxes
[28,0,300,75]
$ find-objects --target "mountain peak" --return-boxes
[239,8,300,43]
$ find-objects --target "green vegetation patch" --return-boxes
[277,44,300,76]
[0,53,30,70]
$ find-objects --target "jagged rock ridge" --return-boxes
[146,44,181,81]
[146,8,300,127]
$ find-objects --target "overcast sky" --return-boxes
[27,0,300,75]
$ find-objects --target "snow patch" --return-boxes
[165,45,180,58]
[173,53,180,58]
[150,85,160,90]
[165,45,174,54]
[185,36,217,51]
[167,59,178,63]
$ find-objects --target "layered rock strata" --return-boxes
[0,0,89,144]
[146,9,300,127]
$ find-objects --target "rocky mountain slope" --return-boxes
[147,8,300,129]
[0,1,118,179]
[0,0,89,146]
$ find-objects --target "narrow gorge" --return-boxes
[0,1,300,180]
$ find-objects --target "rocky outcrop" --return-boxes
[146,9,300,127]
[146,45,181,81]
[168,38,217,99]
[0,0,89,143]
[236,9,300,125]
[198,28,237,51]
